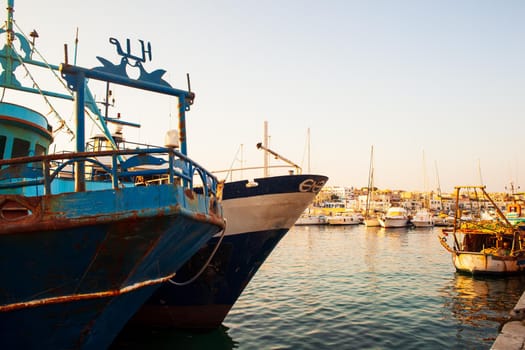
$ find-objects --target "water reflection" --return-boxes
[111,225,525,350]
[111,324,238,350]
[440,273,525,343]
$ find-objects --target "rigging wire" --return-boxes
[12,21,124,153]
[11,21,75,139]
[13,21,73,93]
[223,144,243,182]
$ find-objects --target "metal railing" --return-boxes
[0,147,220,198]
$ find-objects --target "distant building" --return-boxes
[311,185,517,217]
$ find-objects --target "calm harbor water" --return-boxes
[113,225,525,349]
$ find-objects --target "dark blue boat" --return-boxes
[131,172,328,330]
[0,1,224,348]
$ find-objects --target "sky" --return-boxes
[9,0,525,193]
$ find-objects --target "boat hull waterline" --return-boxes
[132,174,328,330]
[452,252,525,275]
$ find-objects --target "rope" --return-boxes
[168,219,227,286]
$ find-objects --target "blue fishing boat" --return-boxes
[0,1,224,348]
[131,145,328,329]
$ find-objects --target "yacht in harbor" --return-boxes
[411,208,435,227]
[327,212,362,225]
[379,206,410,228]
[296,213,328,225]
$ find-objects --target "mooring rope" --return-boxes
[168,219,227,286]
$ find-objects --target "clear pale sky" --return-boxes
[11,0,525,193]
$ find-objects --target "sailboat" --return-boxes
[364,146,380,227]
[411,151,434,227]
[433,161,453,227]
[295,127,328,226]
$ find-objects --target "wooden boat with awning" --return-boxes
[438,186,525,275]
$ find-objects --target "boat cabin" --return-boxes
[0,102,53,161]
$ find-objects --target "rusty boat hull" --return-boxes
[131,174,328,330]
[0,184,223,348]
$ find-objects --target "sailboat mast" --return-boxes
[365,145,374,216]
[307,127,311,174]
[422,151,427,192]
[435,160,443,211]
[478,159,484,186]
[263,121,269,177]
[422,150,428,208]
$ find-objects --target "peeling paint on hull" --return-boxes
[0,184,224,349]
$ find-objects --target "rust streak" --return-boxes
[184,188,195,200]
[0,272,176,312]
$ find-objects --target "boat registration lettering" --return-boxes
[299,179,326,193]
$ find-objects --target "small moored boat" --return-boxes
[379,206,409,228]
[433,212,454,227]
[327,213,362,225]
[411,208,435,228]
[295,213,328,225]
[438,186,525,275]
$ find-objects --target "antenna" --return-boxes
[64,43,68,65]
[186,73,191,92]
[29,29,38,58]
[73,27,79,65]
[185,73,194,108]
[103,82,113,118]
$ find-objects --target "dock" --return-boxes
[491,291,525,350]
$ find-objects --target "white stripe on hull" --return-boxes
[218,192,317,236]
[379,218,409,228]
[412,221,434,227]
